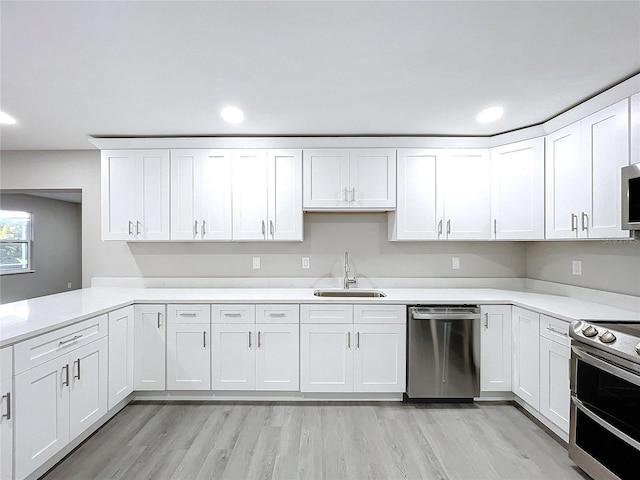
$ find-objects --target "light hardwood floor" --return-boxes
[42,401,589,480]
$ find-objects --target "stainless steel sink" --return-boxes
[313,289,387,298]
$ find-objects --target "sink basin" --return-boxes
[313,289,387,298]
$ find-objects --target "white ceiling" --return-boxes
[1,1,639,151]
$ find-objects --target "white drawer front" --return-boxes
[0,346,12,381]
[167,304,211,324]
[300,305,353,324]
[354,305,406,324]
[14,314,108,374]
[256,304,300,324]
[540,314,570,346]
[212,304,256,323]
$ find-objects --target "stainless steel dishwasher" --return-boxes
[406,305,481,401]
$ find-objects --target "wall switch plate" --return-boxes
[452,257,461,270]
[253,257,261,270]
[572,260,582,275]
[67,283,72,289]
[302,257,310,269]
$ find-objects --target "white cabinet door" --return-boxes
[584,99,630,239]
[540,337,571,434]
[490,139,544,240]
[134,305,166,390]
[632,92,640,166]
[440,149,491,240]
[170,149,232,240]
[1,346,12,480]
[353,324,406,393]
[303,149,350,209]
[167,323,211,390]
[545,123,589,239]
[300,324,353,393]
[232,149,269,240]
[349,149,396,209]
[69,337,108,439]
[268,149,303,241]
[255,324,299,391]
[15,355,70,480]
[480,305,512,392]
[393,149,440,240]
[512,307,540,409]
[212,324,256,390]
[101,149,170,241]
[108,306,134,409]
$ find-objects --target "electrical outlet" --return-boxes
[67,282,72,289]
[252,257,261,270]
[302,257,310,269]
[452,257,461,270]
[572,260,582,276]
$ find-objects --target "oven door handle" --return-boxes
[572,396,640,452]
[572,346,640,388]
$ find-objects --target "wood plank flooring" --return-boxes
[42,401,589,480]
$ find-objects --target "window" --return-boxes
[0,210,33,274]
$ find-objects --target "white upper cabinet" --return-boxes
[632,92,640,166]
[101,149,170,241]
[303,148,396,210]
[233,149,303,241]
[546,99,630,239]
[170,149,232,240]
[440,149,492,240]
[490,139,545,240]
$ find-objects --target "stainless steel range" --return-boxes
[569,320,640,480]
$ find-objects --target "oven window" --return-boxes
[576,359,640,439]
[576,409,640,480]
[630,177,640,223]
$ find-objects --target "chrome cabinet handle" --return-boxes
[571,213,578,232]
[203,331,207,348]
[248,331,252,349]
[194,220,199,235]
[1,392,10,420]
[270,220,274,238]
[62,364,70,387]
[343,188,348,201]
[446,220,451,235]
[202,220,207,236]
[356,332,360,349]
[347,331,351,349]
[179,313,198,317]
[157,312,161,328]
[493,219,497,237]
[581,212,589,232]
[351,187,356,202]
[224,312,242,317]
[268,312,286,318]
[484,313,489,329]
[258,331,261,349]
[128,221,134,236]
[59,335,82,346]
[547,326,568,337]
[261,220,266,238]
[136,220,141,236]
[438,220,443,237]
[74,358,81,380]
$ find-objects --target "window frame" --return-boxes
[0,210,34,275]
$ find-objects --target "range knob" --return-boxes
[635,343,640,356]
[599,331,617,344]
[582,325,598,337]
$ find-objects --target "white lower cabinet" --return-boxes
[480,305,512,391]
[300,304,406,393]
[512,306,540,410]
[14,336,108,480]
[539,315,571,435]
[1,346,13,480]
[108,306,135,409]
[134,305,166,390]
[212,304,300,391]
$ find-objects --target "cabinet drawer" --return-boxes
[167,304,211,324]
[540,314,570,347]
[0,346,12,381]
[300,305,353,324]
[14,315,108,374]
[256,304,300,324]
[354,305,406,324]
[212,304,256,323]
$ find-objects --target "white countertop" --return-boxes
[1,286,639,348]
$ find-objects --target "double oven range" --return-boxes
[569,320,640,480]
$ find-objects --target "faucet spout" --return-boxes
[343,251,357,289]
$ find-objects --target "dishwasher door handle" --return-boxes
[411,313,481,321]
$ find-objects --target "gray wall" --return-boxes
[526,241,640,297]
[0,193,82,303]
[1,150,639,297]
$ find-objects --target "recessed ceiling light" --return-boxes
[476,106,504,124]
[0,111,17,125]
[220,106,244,124]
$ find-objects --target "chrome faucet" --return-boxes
[343,251,357,289]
